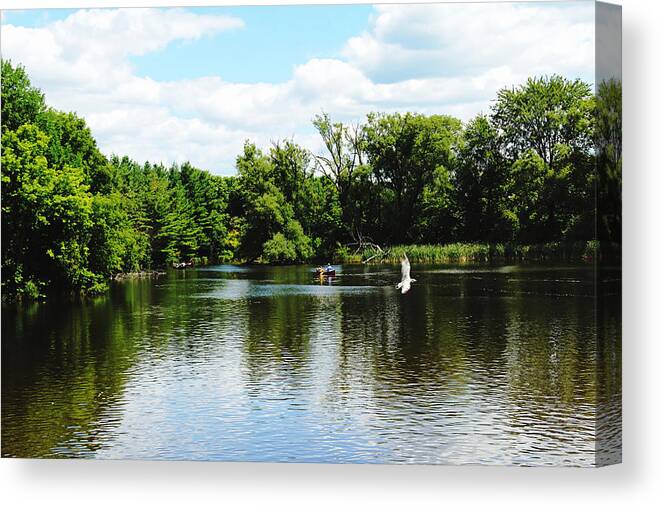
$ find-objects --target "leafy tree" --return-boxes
[89,193,149,276]
[173,162,233,261]
[454,115,512,242]
[491,75,594,240]
[37,109,112,193]
[595,79,622,245]
[505,150,548,242]
[1,124,98,296]
[298,175,343,258]
[1,60,46,133]
[416,163,457,244]
[231,142,318,263]
[157,182,202,264]
[312,113,365,241]
[364,112,462,243]
[263,221,314,263]
[234,143,280,260]
[269,140,311,216]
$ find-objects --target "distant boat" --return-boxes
[315,267,336,277]
[173,261,193,269]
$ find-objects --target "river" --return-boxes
[1,263,621,465]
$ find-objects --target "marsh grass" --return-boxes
[336,240,605,264]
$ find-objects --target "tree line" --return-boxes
[1,60,621,299]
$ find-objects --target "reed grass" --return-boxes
[335,240,607,264]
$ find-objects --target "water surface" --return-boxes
[1,263,621,465]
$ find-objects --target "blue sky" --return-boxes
[1,8,76,26]
[0,3,595,174]
[132,5,373,83]
[2,5,373,83]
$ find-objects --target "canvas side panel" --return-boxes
[595,0,622,467]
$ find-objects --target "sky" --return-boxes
[0,2,595,175]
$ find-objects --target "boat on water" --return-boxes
[315,266,336,277]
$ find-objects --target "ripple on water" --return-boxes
[1,264,620,465]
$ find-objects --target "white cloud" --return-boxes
[2,9,244,89]
[0,4,595,174]
[343,3,595,83]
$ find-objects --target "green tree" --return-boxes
[37,109,112,193]
[416,162,457,244]
[298,175,343,258]
[1,124,99,296]
[173,162,233,261]
[262,221,314,263]
[234,142,314,263]
[491,75,594,241]
[157,182,202,264]
[312,113,365,241]
[454,115,512,242]
[1,60,46,133]
[364,112,462,243]
[595,79,622,245]
[269,140,311,216]
[88,193,149,276]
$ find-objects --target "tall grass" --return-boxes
[335,240,607,264]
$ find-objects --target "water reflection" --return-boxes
[2,264,621,465]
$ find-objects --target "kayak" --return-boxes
[315,268,336,277]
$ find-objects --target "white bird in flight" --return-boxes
[396,255,416,294]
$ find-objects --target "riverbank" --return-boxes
[336,241,619,264]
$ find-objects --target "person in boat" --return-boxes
[315,264,335,276]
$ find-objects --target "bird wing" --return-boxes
[401,255,411,280]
